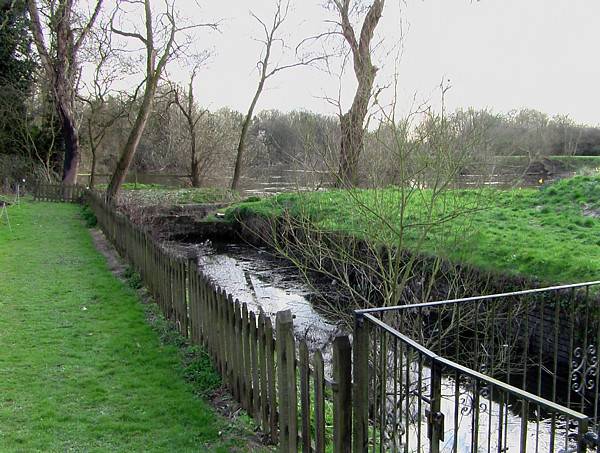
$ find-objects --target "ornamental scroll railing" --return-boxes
[354,282,600,453]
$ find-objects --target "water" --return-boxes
[170,240,343,359]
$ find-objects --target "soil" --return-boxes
[117,201,234,241]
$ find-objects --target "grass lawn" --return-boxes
[0,201,262,452]
[224,175,600,284]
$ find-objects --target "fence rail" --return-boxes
[34,183,600,452]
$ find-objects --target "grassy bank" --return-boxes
[224,176,600,284]
[110,185,241,206]
[0,202,263,452]
[495,155,600,173]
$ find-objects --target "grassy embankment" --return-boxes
[223,176,600,285]
[498,155,600,173]
[0,202,265,452]
[106,184,241,206]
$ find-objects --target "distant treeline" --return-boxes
[2,76,600,187]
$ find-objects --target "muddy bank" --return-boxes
[116,201,236,241]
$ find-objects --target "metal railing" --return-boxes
[354,282,600,452]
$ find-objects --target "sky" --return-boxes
[108,1,600,126]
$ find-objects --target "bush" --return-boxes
[80,205,97,228]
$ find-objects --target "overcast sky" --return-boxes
[121,1,600,125]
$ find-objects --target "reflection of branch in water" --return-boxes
[243,270,260,306]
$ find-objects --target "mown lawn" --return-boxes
[224,176,600,284]
[0,202,261,452]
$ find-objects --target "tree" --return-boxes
[169,65,208,187]
[105,0,217,202]
[230,0,321,190]
[0,0,36,155]
[26,0,103,184]
[79,22,131,188]
[330,0,385,187]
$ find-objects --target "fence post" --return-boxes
[258,313,269,434]
[276,310,297,453]
[265,315,278,443]
[241,303,252,413]
[299,340,311,453]
[314,350,326,453]
[249,311,260,419]
[334,335,352,453]
[353,313,370,453]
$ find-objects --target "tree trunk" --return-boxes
[90,147,97,188]
[190,132,200,187]
[59,102,80,184]
[105,78,157,202]
[231,79,265,190]
[334,0,384,187]
[337,75,372,187]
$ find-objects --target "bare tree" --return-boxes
[230,0,322,190]
[26,0,103,184]
[105,0,218,202]
[79,22,132,188]
[169,64,208,187]
[233,83,493,342]
[328,0,385,187]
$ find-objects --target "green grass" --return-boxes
[224,176,600,284]
[548,155,600,172]
[114,186,242,206]
[490,155,600,173]
[0,201,265,452]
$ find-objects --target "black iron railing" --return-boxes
[354,281,600,452]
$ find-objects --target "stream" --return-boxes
[166,240,344,365]
[162,239,583,452]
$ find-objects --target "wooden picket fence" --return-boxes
[33,183,86,203]
[34,184,360,453]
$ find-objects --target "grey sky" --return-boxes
[139,1,600,125]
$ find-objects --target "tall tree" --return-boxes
[26,0,103,184]
[331,0,385,186]
[230,0,321,190]
[0,0,36,155]
[105,0,217,202]
[170,66,208,187]
[79,21,131,188]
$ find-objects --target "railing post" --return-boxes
[577,418,589,453]
[353,313,369,453]
[334,335,352,453]
[428,360,443,453]
[276,309,297,453]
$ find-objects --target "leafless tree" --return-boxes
[169,63,209,187]
[26,0,103,184]
[230,0,323,190]
[329,0,385,187]
[234,83,493,344]
[105,0,218,202]
[79,21,132,188]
